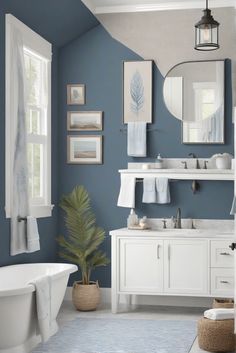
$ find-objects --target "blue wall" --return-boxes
[0,2,59,265]
[58,25,234,287]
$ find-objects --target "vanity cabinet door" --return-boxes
[119,238,163,293]
[164,239,208,295]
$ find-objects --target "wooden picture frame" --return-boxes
[67,135,103,164]
[67,111,103,131]
[123,60,153,123]
[67,84,85,105]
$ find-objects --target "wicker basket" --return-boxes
[72,281,100,311]
[213,298,234,309]
[198,318,236,352]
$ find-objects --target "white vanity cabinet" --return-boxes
[210,240,234,297]
[163,239,208,295]
[119,238,163,293]
[110,228,234,314]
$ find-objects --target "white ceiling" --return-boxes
[82,0,236,14]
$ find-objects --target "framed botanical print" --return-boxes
[67,135,103,164]
[123,60,153,123]
[67,84,85,105]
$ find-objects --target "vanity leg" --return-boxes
[112,291,119,314]
[111,236,119,314]
[128,294,132,307]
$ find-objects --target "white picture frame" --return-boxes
[123,60,153,123]
[67,135,103,164]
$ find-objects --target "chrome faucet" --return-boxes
[188,153,200,169]
[172,208,182,229]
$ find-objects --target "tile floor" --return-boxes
[58,301,226,353]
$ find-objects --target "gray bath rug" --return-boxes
[33,318,197,353]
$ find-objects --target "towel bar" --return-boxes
[136,178,177,183]
[120,128,157,133]
[17,216,27,222]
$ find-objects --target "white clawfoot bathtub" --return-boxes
[0,263,77,353]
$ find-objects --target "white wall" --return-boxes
[98,7,236,76]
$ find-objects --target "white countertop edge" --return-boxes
[109,228,234,239]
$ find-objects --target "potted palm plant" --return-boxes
[58,186,109,311]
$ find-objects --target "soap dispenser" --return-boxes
[156,154,163,169]
[127,209,138,228]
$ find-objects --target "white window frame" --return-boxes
[193,81,217,122]
[5,14,53,218]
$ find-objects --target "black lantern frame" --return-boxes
[195,0,220,51]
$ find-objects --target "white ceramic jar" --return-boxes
[212,153,233,170]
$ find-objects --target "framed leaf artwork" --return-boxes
[123,60,153,123]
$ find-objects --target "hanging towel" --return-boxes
[127,122,147,157]
[232,60,236,123]
[30,276,57,343]
[142,177,156,203]
[204,308,234,321]
[27,216,40,253]
[117,174,136,208]
[230,196,236,215]
[156,178,170,204]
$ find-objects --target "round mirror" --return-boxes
[163,60,225,144]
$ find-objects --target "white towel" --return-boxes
[142,177,156,203]
[117,174,136,208]
[27,216,40,252]
[156,178,170,204]
[230,196,236,215]
[232,60,236,123]
[31,276,55,342]
[127,122,147,157]
[204,308,234,321]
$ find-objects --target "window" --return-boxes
[5,14,53,218]
[193,82,217,122]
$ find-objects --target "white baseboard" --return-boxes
[64,287,212,308]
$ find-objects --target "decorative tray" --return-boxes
[128,225,151,230]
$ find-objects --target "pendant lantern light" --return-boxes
[195,0,220,51]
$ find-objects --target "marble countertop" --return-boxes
[110,219,235,239]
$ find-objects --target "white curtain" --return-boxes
[231,60,236,123]
[10,28,30,255]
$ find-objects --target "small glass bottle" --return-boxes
[127,209,138,228]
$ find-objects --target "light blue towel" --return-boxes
[142,178,156,203]
[156,178,170,204]
[127,122,147,157]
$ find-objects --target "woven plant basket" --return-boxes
[213,298,234,309]
[72,281,100,311]
[198,318,236,352]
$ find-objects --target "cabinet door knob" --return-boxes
[229,243,236,251]
[220,280,229,284]
[220,252,230,256]
[157,244,160,259]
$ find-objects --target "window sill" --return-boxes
[30,204,54,218]
[5,204,54,219]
